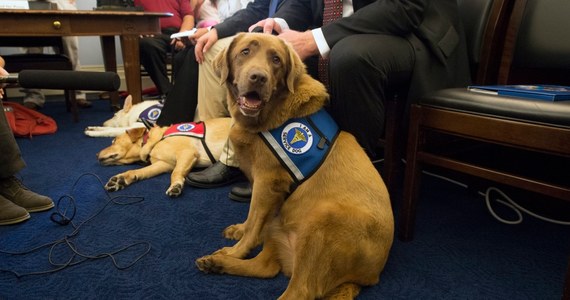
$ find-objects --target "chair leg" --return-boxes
[65,90,79,123]
[398,104,423,242]
[383,95,406,194]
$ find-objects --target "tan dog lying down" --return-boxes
[97,118,231,197]
[195,33,394,299]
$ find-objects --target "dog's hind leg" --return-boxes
[278,211,381,300]
[222,223,245,240]
[105,161,173,192]
[167,151,198,197]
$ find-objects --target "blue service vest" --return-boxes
[259,109,339,185]
[137,103,163,125]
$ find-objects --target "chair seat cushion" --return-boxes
[420,88,570,128]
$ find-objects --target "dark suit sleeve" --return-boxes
[214,0,272,39]
[321,0,429,47]
[275,0,460,63]
[272,0,318,31]
[273,0,429,35]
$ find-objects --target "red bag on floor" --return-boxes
[3,101,57,137]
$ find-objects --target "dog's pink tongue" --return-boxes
[246,98,262,107]
[241,96,262,109]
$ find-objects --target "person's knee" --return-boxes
[139,38,156,54]
[329,39,368,75]
[204,37,234,62]
[329,35,411,78]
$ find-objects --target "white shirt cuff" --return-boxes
[273,18,289,31]
[312,28,330,58]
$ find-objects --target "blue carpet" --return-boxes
[1,97,569,299]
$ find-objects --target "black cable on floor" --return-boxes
[0,173,151,278]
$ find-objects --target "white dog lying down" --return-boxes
[84,95,162,138]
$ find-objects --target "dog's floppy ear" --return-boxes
[213,35,240,85]
[126,127,146,143]
[285,40,307,94]
[213,49,229,85]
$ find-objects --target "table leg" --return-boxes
[100,35,121,111]
[120,34,143,105]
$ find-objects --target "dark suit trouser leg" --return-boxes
[0,101,26,179]
[139,34,174,95]
[156,47,199,126]
[328,34,415,158]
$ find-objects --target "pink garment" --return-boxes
[195,0,220,28]
[134,0,193,29]
[197,20,219,28]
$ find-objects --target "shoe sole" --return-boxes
[26,202,55,213]
[228,192,251,203]
[0,213,30,225]
[185,176,246,189]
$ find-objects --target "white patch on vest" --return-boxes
[177,123,196,132]
[281,122,313,155]
[146,107,162,120]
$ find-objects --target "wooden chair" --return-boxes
[398,0,570,296]
[378,0,513,193]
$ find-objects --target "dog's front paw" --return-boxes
[84,127,100,137]
[223,223,244,240]
[85,126,101,131]
[166,183,183,197]
[212,246,234,256]
[195,255,224,274]
[105,175,126,192]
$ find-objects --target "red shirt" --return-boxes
[134,0,193,30]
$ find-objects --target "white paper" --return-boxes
[170,29,198,39]
[0,0,29,9]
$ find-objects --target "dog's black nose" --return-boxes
[248,71,267,85]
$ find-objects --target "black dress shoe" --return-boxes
[185,161,245,188]
[229,182,252,203]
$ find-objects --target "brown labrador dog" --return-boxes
[97,118,231,197]
[195,33,394,299]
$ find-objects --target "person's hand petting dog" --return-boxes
[194,28,220,64]
[249,18,319,61]
[277,30,319,60]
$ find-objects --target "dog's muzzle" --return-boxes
[237,91,264,117]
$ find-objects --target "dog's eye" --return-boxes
[272,56,281,65]
[241,48,250,56]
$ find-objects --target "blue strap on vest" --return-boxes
[259,109,340,186]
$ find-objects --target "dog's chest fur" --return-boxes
[230,125,287,181]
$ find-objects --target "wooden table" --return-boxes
[0,9,172,108]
